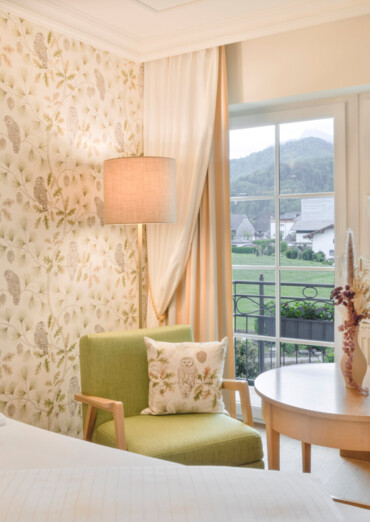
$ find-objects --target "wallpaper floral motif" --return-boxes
[0,12,143,436]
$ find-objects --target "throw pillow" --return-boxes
[141,337,228,415]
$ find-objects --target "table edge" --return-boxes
[254,386,370,422]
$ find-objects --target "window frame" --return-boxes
[229,101,347,365]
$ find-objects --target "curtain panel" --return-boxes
[174,48,234,371]
[143,48,234,387]
[144,48,219,327]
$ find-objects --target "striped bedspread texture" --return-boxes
[0,466,343,521]
[0,417,345,521]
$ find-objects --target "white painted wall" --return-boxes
[311,228,335,258]
[270,221,294,239]
[226,15,370,105]
[296,233,312,245]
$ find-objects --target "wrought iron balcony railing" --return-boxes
[233,275,335,384]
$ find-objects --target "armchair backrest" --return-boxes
[79,325,193,429]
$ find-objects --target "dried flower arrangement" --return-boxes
[330,230,370,395]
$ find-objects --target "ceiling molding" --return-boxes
[1,0,370,63]
[129,0,201,14]
[140,0,370,61]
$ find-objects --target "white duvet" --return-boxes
[0,417,364,521]
[0,466,345,522]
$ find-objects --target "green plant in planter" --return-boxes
[280,301,334,321]
[254,301,334,333]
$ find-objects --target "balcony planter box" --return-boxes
[265,317,334,342]
[281,317,334,342]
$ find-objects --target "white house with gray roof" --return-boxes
[304,224,335,258]
[290,198,334,252]
[231,214,255,239]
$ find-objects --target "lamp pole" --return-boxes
[137,223,143,328]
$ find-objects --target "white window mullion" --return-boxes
[275,124,281,368]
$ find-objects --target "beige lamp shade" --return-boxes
[103,157,176,224]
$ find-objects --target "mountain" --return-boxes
[300,129,333,143]
[230,137,333,196]
[230,137,334,225]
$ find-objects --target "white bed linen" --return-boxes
[0,417,364,521]
[0,466,344,522]
[0,417,167,469]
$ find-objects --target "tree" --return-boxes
[302,247,314,260]
[285,248,299,259]
[280,240,288,253]
[314,250,326,262]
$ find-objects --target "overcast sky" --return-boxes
[229,118,333,159]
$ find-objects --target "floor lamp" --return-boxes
[103,157,176,328]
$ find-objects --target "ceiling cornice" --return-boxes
[141,0,370,61]
[1,0,370,63]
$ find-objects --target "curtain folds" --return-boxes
[144,47,234,385]
[174,47,235,382]
[144,48,219,327]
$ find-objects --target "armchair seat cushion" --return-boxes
[92,413,264,468]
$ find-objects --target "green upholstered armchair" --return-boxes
[76,325,264,468]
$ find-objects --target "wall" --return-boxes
[0,12,143,436]
[311,229,335,258]
[226,15,370,105]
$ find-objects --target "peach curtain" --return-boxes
[173,48,235,386]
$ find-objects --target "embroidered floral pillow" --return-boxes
[141,337,228,415]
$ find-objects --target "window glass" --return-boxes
[230,125,275,197]
[279,118,334,194]
[229,115,337,385]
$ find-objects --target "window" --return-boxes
[229,103,346,384]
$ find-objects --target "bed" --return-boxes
[0,415,368,521]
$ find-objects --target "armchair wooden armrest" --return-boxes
[222,379,254,427]
[74,393,126,450]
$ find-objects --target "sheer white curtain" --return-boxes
[144,48,219,327]
[173,48,235,412]
[174,48,233,342]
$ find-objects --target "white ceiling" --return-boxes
[2,0,370,62]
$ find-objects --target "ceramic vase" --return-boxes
[340,326,368,389]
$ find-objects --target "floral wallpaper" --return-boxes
[0,12,143,436]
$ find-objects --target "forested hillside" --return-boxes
[230,137,333,195]
[230,137,333,219]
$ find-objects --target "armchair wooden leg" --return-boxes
[84,404,97,442]
[239,382,254,427]
[221,379,254,427]
[113,402,126,450]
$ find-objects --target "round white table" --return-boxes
[254,363,370,472]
